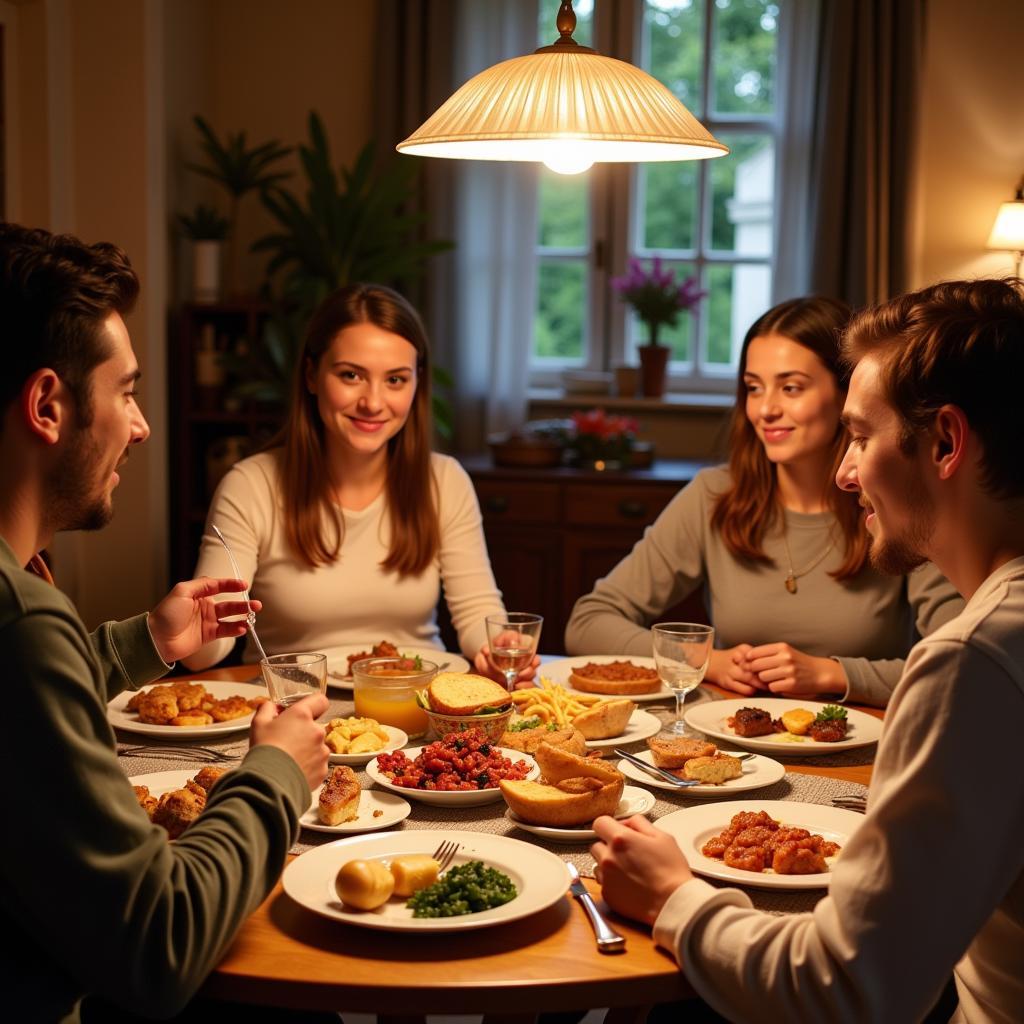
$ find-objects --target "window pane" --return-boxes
[709,134,774,254]
[534,259,587,361]
[711,0,778,116]
[705,262,771,369]
[641,162,698,251]
[538,0,593,47]
[538,170,589,248]
[643,0,704,112]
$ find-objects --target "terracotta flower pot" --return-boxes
[638,344,670,398]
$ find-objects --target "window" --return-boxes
[531,0,779,391]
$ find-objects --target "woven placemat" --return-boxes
[117,691,867,915]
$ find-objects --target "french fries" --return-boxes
[510,676,605,727]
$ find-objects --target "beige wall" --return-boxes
[915,0,1024,287]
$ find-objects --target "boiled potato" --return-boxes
[335,858,395,910]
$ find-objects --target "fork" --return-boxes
[211,524,268,662]
[118,744,237,764]
[431,840,461,873]
[831,794,867,813]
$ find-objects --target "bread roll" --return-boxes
[571,699,635,739]
[499,777,623,827]
[534,743,624,787]
[335,858,395,910]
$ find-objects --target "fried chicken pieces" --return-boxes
[701,810,841,875]
[126,682,267,728]
[134,767,228,839]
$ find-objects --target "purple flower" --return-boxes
[610,256,706,345]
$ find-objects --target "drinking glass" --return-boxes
[260,652,327,709]
[351,656,438,739]
[652,623,715,735]
[485,613,543,691]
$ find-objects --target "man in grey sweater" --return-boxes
[0,223,329,1021]
[592,279,1024,1023]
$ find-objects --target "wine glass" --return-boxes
[485,613,543,691]
[652,622,715,735]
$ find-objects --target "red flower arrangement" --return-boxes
[569,409,639,467]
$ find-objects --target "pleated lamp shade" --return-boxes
[398,38,728,175]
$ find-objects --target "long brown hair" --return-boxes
[710,296,868,581]
[277,283,439,575]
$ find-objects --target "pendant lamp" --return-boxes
[397,0,729,175]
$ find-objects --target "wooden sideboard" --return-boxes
[459,455,714,650]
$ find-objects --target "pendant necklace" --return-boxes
[781,527,836,594]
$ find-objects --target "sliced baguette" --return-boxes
[426,672,512,715]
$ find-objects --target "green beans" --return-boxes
[406,860,517,918]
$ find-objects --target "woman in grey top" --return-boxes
[564,297,961,706]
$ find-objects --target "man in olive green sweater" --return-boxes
[0,223,330,1021]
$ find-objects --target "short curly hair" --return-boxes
[842,278,1024,499]
[0,222,139,426]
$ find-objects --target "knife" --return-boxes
[566,862,626,953]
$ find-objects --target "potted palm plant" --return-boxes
[177,203,230,303]
[611,257,706,397]
[186,115,292,296]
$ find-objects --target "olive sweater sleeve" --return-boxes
[1,593,309,1020]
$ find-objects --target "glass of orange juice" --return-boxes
[351,656,438,739]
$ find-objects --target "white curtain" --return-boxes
[449,0,539,447]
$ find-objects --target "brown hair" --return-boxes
[277,283,439,575]
[0,222,139,426]
[842,278,1024,500]
[710,296,869,580]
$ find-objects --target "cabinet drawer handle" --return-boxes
[484,495,509,515]
[618,500,648,519]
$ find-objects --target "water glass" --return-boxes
[485,612,543,691]
[260,652,327,709]
[652,623,714,735]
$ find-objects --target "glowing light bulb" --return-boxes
[540,143,593,175]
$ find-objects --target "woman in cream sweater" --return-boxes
[185,284,535,682]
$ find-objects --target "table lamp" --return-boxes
[986,174,1024,278]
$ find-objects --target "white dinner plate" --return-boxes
[129,768,223,795]
[538,656,671,702]
[684,698,882,756]
[327,724,409,766]
[282,829,568,931]
[582,709,662,749]
[505,785,656,843]
[365,746,540,806]
[616,749,786,797]
[324,644,470,690]
[109,680,267,738]
[655,800,863,890]
[300,789,412,834]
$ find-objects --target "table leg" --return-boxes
[604,1006,653,1024]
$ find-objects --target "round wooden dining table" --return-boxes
[146,665,881,1019]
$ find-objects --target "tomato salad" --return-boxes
[374,728,531,791]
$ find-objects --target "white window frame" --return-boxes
[530,0,780,394]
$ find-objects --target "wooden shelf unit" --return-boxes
[168,300,280,586]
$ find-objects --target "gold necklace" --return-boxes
[781,528,836,594]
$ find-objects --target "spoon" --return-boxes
[211,524,268,662]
